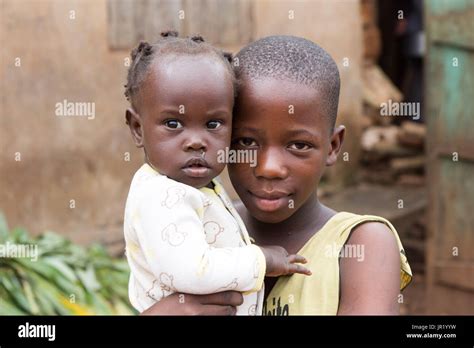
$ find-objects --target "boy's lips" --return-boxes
[248,190,292,212]
[182,157,211,178]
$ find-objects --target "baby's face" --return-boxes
[134,55,234,188]
[229,77,335,223]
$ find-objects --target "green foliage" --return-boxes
[0,213,136,315]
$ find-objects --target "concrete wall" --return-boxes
[0,0,362,245]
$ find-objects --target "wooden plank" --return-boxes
[107,0,136,49]
[183,0,252,45]
[360,0,377,25]
[142,0,183,42]
[431,144,474,163]
[390,156,425,173]
[397,173,425,186]
[397,122,426,149]
[427,9,474,49]
[435,159,474,264]
[435,261,474,291]
[107,0,184,49]
[427,283,474,314]
[426,46,474,150]
[361,126,399,151]
[425,0,474,310]
[363,142,419,160]
[362,22,381,62]
[321,184,427,237]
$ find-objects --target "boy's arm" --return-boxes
[141,291,244,315]
[134,183,266,295]
[337,222,400,315]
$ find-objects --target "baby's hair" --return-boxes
[124,30,236,110]
[235,35,340,127]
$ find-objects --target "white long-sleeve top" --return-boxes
[124,164,265,315]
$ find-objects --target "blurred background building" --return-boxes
[1,0,473,314]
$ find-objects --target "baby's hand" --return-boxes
[259,246,311,277]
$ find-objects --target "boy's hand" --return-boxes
[259,246,311,277]
[141,291,243,316]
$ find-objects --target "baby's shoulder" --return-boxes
[131,166,204,205]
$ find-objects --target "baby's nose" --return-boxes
[184,136,207,152]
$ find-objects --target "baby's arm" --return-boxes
[135,183,265,294]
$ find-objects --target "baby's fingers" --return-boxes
[288,254,308,264]
[287,263,312,276]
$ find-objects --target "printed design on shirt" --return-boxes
[146,272,176,301]
[135,170,156,185]
[248,304,257,316]
[215,278,238,292]
[203,221,224,244]
[159,272,176,298]
[161,186,186,209]
[263,296,289,316]
[145,280,161,301]
[203,198,212,209]
[161,223,188,246]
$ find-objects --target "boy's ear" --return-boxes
[126,108,144,148]
[326,125,345,166]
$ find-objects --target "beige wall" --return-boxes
[0,0,362,245]
[1,0,136,245]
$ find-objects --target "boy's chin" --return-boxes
[248,207,295,224]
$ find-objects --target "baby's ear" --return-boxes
[126,108,144,148]
[326,125,345,166]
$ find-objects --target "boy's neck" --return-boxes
[246,193,336,253]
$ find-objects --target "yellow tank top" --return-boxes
[263,212,412,315]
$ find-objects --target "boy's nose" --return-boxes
[254,148,289,180]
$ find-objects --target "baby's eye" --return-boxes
[164,120,183,129]
[236,138,257,147]
[206,120,222,129]
[288,142,312,151]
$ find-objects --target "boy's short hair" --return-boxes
[235,35,340,127]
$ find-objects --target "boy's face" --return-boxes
[229,77,344,223]
[127,55,234,188]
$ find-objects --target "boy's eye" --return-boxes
[207,120,222,129]
[164,120,183,129]
[236,137,257,147]
[288,142,312,151]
